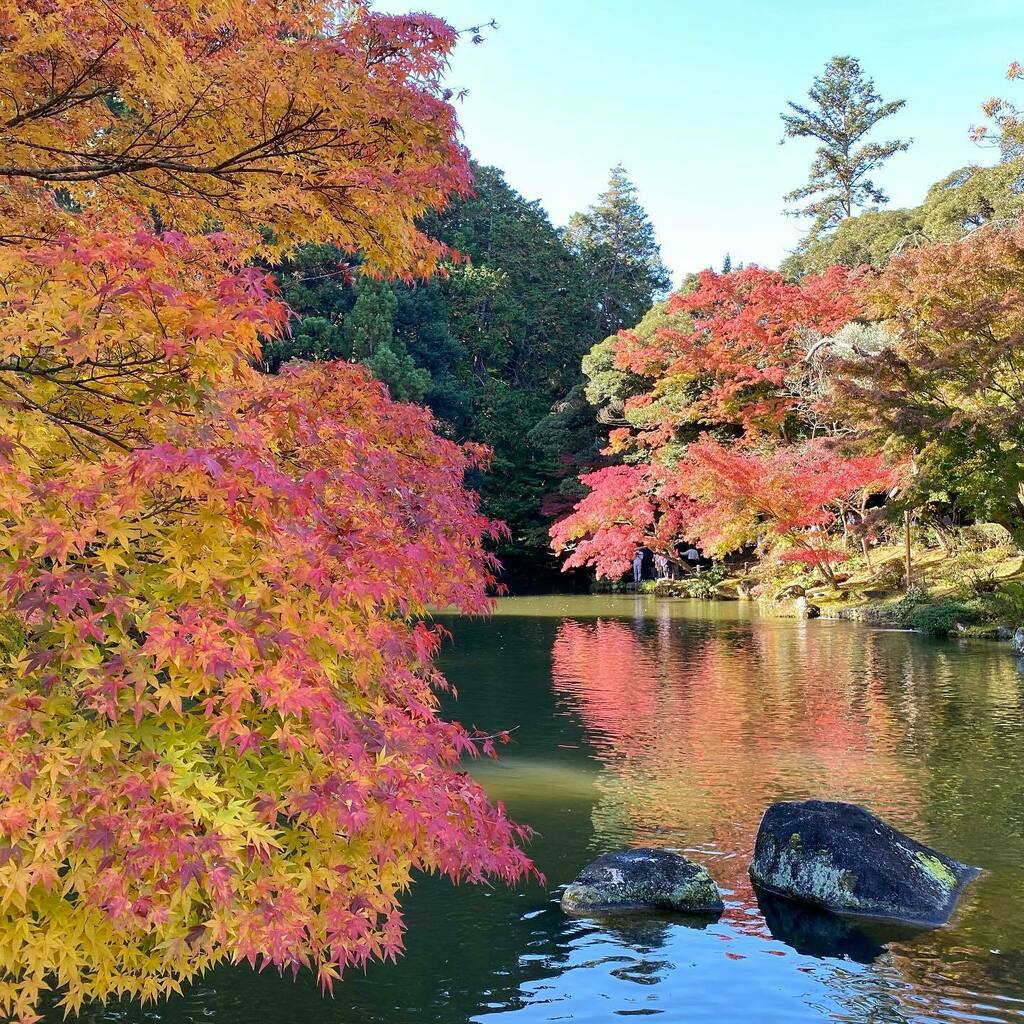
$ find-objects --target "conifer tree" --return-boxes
[344,277,398,361]
[782,56,910,234]
[563,165,671,336]
[343,278,430,401]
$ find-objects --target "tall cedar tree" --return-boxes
[562,165,671,337]
[782,56,910,235]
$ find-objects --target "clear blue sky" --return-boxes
[385,0,1022,283]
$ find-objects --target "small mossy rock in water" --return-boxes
[561,848,723,915]
[750,800,979,927]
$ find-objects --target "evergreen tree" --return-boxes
[260,244,355,371]
[782,56,910,234]
[435,164,596,396]
[430,165,599,578]
[344,277,398,360]
[363,341,432,403]
[722,253,733,273]
[562,165,671,337]
[783,156,1024,278]
[344,278,431,402]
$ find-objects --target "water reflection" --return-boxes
[549,613,924,901]
[755,890,902,964]
[540,600,1024,1022]
[44,597,1024,1024]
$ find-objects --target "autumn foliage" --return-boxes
[555,64,1024,586]
[616,266,862,440]
[0,2,534,1020]
[836,222,1024,525]
[0,0,470,273]
[552,266,897,579]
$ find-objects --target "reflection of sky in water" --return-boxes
[49,596,1024,1024]
[477,907,920,1023]
[468,597,1024,1024]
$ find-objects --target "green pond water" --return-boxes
[54,595,1024,1023]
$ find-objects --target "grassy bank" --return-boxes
[614,533,1024,640]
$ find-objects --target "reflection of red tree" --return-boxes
[550,620,662,752]
[550,616,921,921]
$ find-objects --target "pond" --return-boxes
[57,595,1024,1024]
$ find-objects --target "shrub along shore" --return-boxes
[622,533,1024,640]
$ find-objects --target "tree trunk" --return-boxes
[904,511,913,591]
[859,493,873,573]
[861,535,873,574]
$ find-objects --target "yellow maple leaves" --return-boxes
[0,5,534,1020]
[0,0,469,272]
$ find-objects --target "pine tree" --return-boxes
[782,56,910,235]
[722,253,733,273]
[563,165,671,337]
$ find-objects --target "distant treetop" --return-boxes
[562,165,671,338]
[781,55,911,236]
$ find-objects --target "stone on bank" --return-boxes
[561,848,723,915]
[749,799,979,926]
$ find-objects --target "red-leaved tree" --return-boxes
[0,3,535,1019]
[553,265,895,581]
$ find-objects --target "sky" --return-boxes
[383,0,1023,284]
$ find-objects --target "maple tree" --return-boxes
[974,59,1024,159]
[552,266,890,580]
[552,440,893,583]
[612,265,862,444]
[0,2,535,1020]
[678,437,895,584]
[834,221,1024,530]
[0,0,470,273]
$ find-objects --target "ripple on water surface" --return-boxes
[51,596,1024,1024]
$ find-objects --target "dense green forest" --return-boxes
[262,163,669,583]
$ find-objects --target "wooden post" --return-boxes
[904,510,912,591]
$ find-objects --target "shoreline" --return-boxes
[608,574,1024,647]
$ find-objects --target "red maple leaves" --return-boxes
[553,266,895,580]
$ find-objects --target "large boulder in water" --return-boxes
[561,848,723,915]
[750,800,979,927]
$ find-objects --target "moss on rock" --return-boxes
[750,800,979,927]
[561,848,724,916]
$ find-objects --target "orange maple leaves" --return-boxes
[0,1,470,274]
[0,3,534,1021]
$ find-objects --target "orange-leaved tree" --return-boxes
[551,266,896,580]
[0,3,534,1020]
